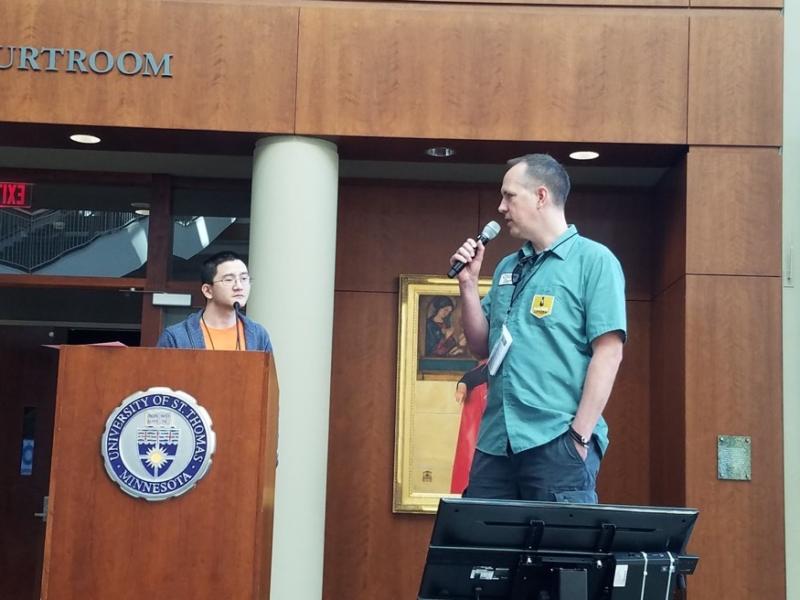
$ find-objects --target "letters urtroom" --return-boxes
[0,46,173,77]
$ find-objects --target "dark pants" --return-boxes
[463,431,601,503]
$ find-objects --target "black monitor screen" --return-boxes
[419,498,699,600]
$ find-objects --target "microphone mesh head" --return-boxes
[482,221,502,241]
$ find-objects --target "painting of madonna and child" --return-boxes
[394,280,490,513]
[419,295,474,373]
[417,295,487,495]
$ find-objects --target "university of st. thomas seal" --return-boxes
[100,387,216,501]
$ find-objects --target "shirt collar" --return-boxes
[517,225,579,262]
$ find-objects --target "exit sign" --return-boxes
[0,182,32,208]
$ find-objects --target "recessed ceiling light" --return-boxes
[69,133,101,144]
[131,202,150,216]
[569,150,599,161]
[425,146,456,158]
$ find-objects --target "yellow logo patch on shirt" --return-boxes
[531,294,555,319]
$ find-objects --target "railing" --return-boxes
[0,208,145,273]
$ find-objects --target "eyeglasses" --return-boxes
[511,263,524,285]
[511,254,541,285]
[213,274,252,286]
[512,257,535,285]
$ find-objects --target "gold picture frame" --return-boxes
[393,274,491,513]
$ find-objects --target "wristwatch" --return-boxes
[568,425,590,447]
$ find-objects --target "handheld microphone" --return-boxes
[447,221,501,278]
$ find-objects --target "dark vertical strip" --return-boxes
[140,175,173,346]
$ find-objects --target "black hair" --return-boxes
[200,251,244,285]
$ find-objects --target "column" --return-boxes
[247,136,339,600]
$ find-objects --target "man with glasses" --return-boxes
[449,154,625,503]
[157,251,273,351]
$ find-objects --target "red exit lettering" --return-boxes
[0,182,32,208]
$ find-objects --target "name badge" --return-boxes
[499,273,514,285]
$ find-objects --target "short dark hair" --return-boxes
[201,251,244,284]
[507,154,571,207]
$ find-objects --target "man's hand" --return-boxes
[451,238,490,358]
[450,239,486,284]
[573,439,588,461]
[571,331,624,460]
[455,382,467,405]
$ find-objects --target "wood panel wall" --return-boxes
[650,278,687,507]
[650,161,688,508]
[688,11,783,146]
[1,0,299,132]
[691,0,781,7]
[653,159,688,293]
[296,6,689,143]
[388,0,687,5]
[679,147,784,599]
[686,147,782,276]
[2,1,782,151]
[598,300,651,505]
[325,290,432,600]
[683,275,784,599]
[649,145,784,598]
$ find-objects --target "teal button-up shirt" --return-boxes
[479,225,626,456]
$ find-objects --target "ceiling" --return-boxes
[0,121,686,186]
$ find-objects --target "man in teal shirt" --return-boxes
[450,154,626,502]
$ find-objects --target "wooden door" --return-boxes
[0,326,61,600]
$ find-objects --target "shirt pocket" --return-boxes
[488,281,515,326]
[527,286,559,329]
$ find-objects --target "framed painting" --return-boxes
[393,274,491,513]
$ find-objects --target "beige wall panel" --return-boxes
[597,300,651,505]
[688,11,783,146]
[685,275,784,599]
[325,290,432,600]
[687,146,781,276]
[0,0,298,132]
[649,278,686,506]
[297,6,689,143]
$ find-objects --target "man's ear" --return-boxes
[536,185,548,208]
[201,283,213,300]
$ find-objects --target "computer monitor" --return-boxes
[419,498,699,600]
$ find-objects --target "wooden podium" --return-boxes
[39,345,279,600]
